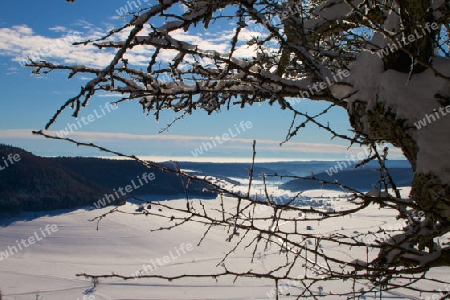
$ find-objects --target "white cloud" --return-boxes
[0,22,259,71]
[0,129,403,160]
[78,76,94,81]
[171,30,230,53]
[49,26,68,32]
[0,24,117,68]
[97,93,124,97]
[72,20,96,30]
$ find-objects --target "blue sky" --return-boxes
[0,0,404,162]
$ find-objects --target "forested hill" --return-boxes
[0,144,123,213]
[0,144,218,214]
[50,157,217,198]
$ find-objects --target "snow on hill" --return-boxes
[1,186,447,299]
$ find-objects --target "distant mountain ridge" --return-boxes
[280,162,413,192]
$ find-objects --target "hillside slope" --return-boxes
[0,144,123,213]
[50,157,217,198]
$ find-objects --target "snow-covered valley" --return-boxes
[1,183,447,299]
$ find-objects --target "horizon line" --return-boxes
[41,155,408,164]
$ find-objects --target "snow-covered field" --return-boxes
[0,187,447,300]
